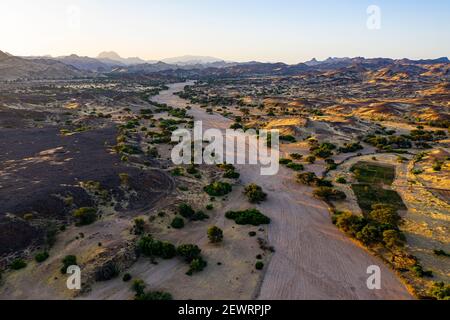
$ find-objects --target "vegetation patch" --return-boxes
[225,209,271,226]
[352,184,406,214]
[244,183,267,203]
[351,162,396,185]
[204,181,232,197]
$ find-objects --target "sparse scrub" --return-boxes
[204,181,232,197]
[244,183,267,203]
[207,226,223,243]
[73,207,97,226]
[225,209,271,226]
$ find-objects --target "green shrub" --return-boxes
[297,172,319,186]
[133,218,145,235]
[138,235,176,259]
[306,155,316,163]
[171,217,185,229]
[290,153,303,160]
[187,257,207,276]
[178,203,195,219]
[429,282,450,300]
[336,177,347,184]
[225,209,271,226]
[411,264,433,278]
[73,207,97,226]
[223,170,240,179]
[368,204,401,226]
[132,279,146,297]
[35,252,49,263]
[10,259,27,270]
[61,255,77,274]
[286,163,304,171]
[122,273,132,282]
[280,135,296,143]
[244,184,267,203]
[171,167,184,176]
[206,204,214,211]
[279,158,292,165]
[255,262,264,270]
[204,181,232,196]
[136,291,173,300]
[177,244,202,262]
[313,187,346,201]
[207,226,223,243]
[433,249,450,257]
[192,211,209,221]
[382,230,405,249]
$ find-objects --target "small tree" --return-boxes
[133,218,145,235]
[73,207,97,226]
[207,226,223,243]
[178,203,195,218]
[132,279,146,297]
[10,259,27,270]
[171,217,185,229]
[177,244,201,262]
[244,184,267,203]
[61,255,77,274]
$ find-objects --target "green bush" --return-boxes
[35,252,50,263]
[225,209,271,226]
[204,181,232,197]
[192,211,209,221]
[178,203,195,218]
[336,177,347,184]
[206,204,214,211]
[279,158,292,165]
[411,264,433,278]
[429,282,450,300]
[132,279,146,297]
[368,204,401,226]
[61,255,77,274]
[133,218,145,235]
[297,172,319,186]
[136,291,173,301]
[290,153,303,160]
[207,226,223,243]
[10,259,27,270]
[138,235,176,259]
[177,244,202,262]
[73,207,97,226]
[280,135,296,143]
[433,249,450,257]
[383,230,405,249]
[305,155,316,164]
[255,262,264,270]
[187,257,207,276]
[171,217,185,229]
[286,163,304,171]
[244,184,267,203]
[223,170,240,179]
[313,187,346,201]
[122,273,132,282]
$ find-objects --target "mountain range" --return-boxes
[1,49,448,81]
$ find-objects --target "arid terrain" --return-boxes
[0,51,448,300]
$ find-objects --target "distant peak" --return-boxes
[0,50,10,60]
[97,51,122,60]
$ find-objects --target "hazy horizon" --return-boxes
[2,0,450,64]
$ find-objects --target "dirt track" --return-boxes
[150,82,413,300]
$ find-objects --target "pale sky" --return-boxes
[1,0,449,64]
